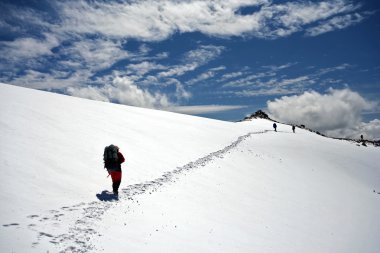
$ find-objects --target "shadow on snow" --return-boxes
[96,190,119,201]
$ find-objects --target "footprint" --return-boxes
[3,223,19,227]
[39,232,54,238]
[27,215,39,219]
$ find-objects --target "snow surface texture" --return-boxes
[1,83,380,253]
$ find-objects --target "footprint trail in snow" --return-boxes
[26,130,269,252]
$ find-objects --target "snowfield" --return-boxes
[1,83,380,253]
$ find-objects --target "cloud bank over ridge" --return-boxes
[267,88,380,140]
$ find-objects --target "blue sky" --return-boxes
[1,0,380,139]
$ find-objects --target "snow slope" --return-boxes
[1,83,379,253]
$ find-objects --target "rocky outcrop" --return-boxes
[243,110,272,121]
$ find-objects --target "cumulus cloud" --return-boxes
[67,76,172,108]
[267,88,379,139]
[326,119,380,140]
[358,119,380,140]
[66,85,109,102]
[109,77,171,108]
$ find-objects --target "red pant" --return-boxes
[108,170,122,193]
[108,170,122,182]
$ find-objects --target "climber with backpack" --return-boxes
[103,144,125,195]
[273,122,277,132]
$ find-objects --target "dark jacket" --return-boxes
[106,152,125,171]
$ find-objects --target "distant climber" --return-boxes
[360,134,364,141]
[273,123,277,132]
[103,145,125,195]
[292,125,295,133]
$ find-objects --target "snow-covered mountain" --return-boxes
[1,83,379,253]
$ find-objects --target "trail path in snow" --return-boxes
[26,130,269,252]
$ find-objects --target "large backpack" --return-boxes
[104,145,119,169]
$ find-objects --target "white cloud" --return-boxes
[317,63,352,75]
[223,71,276,88]
[0,19,23,34]
[0,3,54,33]
[222,63,352,95]
[67,76,172,109]
[262,63,297,71]
[275,76,313,87]
[266,88,379,139]
[66,85,109,102]
[130,51,170,62]
[183,45,225,64]
[253,76,312,89]
[222,63,298,88]
[0,0,368,82]
[0,0,368,87]
[158,63,198,78]
[187,66,226,85]
[327,119,380,140]
[223,72,311,89]
[186,71,216,85]
[108,76,171,108]
[53,0,363,40]
[56,0,260,39]
[8,69,91,90]
[233,87,299,97]
[219,71,245,82]
[358,119,380,140]
[174,81,192,101]
[0,33,59,61]
[305,13,365,37]
[245,0,362,38]
[274,1,358,26]
[60,39,129,71]
[168,105,247,115]
[126,61,167,76]
[158,45,224,78]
